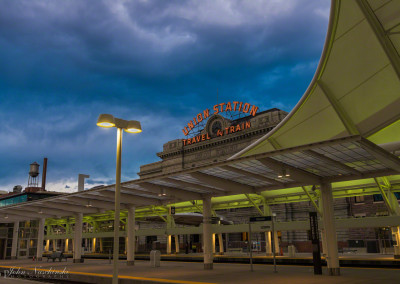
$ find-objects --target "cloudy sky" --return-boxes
[0,0,330,192]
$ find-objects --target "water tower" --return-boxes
[28,162,40,187]
[25,161,41,193]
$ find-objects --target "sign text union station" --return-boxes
[182,101,258,146]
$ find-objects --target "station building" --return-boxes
[1,0,400,279]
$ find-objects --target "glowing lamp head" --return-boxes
[97,114,115,128]
[125,120,142,133]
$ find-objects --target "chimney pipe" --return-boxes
[78,174,90,192]
[41,157,48,191]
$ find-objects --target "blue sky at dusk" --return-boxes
[0,0,330,192]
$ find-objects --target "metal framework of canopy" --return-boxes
[1,135,399,222]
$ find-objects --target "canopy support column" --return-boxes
[73,212,83,263]
[11,221,19,259]
[320,182,340,275]
[36,218,45,261]
[127,206,136,265]
[264,203,273,255]
[203,196,213,270]
[318,197,327,256]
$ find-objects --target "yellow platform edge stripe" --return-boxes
[0,265,217,284]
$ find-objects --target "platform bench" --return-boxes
[47,251,68,262]
[338,248,357,254]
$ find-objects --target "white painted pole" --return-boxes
[36,218,45,260]
[73,212,83,263]
[318,197,328,256]
[11,221,19,259]
[127,206,136,265]
[320,182,340,276]
[112,128,123,284]
[264,204,272,255]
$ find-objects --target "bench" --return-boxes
[47,251,68,262]
[338,248,357,254]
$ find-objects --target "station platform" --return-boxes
[42,252,400,268]
[0,258,399,284]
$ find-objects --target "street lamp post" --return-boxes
[97,114,142,284]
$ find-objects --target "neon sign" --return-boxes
[182,101,258,136]
[182,121,251,146]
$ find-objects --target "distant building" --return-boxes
[0,188,63,259]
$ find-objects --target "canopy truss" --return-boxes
[1,135,399,223]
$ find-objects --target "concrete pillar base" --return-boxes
[127,260,135,266]
[394,255,400,259]
[10,256,17,260]
[204,263,213,270]
[328,268,340,276]
[73,258,84,263]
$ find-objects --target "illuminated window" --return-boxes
[354,196,364,203]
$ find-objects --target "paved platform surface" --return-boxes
[0,278,44,284]
[0,258,399,284]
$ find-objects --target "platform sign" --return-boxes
[248,215,276,273]
[249,216,272,222]
[309,212,322,275]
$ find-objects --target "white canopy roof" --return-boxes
[233,0,400,158]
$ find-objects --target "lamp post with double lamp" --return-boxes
[97,114,142,284]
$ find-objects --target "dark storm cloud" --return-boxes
[0,0,330,191]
